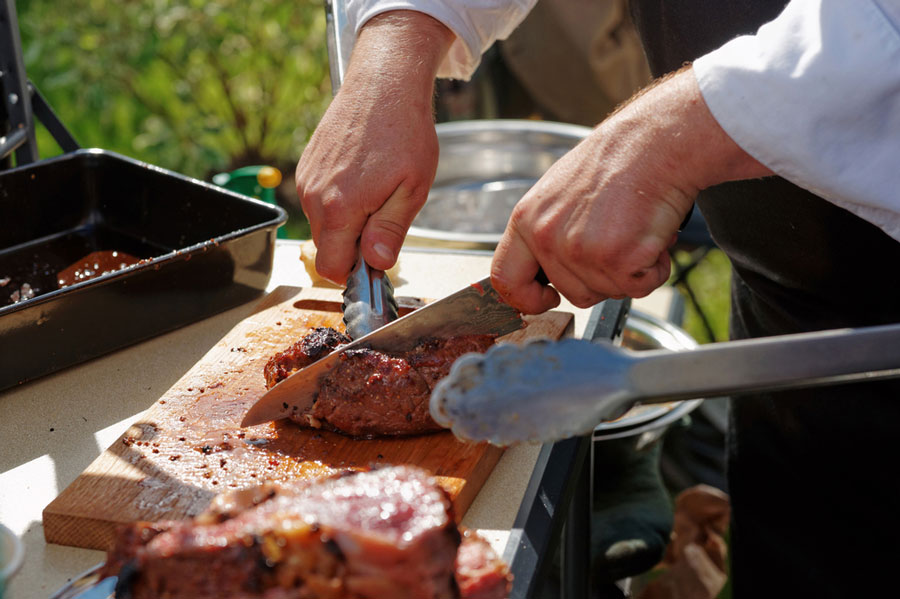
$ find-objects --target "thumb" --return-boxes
[360,183,427,270]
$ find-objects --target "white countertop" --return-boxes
[0,240,674,598]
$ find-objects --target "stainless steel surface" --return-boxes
[342,254,399,339]
[241,276,525,427]
[407,120,591,249]
[431,322,900,445]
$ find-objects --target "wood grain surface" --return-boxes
[43,286,573,550]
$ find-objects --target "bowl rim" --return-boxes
[434,118,593,139]
[411,120,593,248]
[0,522,24,583]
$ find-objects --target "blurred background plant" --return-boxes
[672,249,732,344]
[18,0,331,238]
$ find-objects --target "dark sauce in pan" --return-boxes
[56,250,142,288]
[0,225,162,306]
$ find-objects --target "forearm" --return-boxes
[345,11,454,102]
[609,66,773,201]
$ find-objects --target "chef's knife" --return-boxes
[342,253,399,339]
[430,323,900,446]
[241,276,525,427]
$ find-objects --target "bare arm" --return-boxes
[491,66,773,313]
[295,11,454,283]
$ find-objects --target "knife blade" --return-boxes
[240,276,525,427]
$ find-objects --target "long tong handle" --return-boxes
[431,322,900,445]
[631,322,900,402]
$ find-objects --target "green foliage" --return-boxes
[671,248,733,343]
[18,0,331,182]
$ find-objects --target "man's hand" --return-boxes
[491,67,773,313]
[295,11,454,284]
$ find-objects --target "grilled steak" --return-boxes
[264,328,496,437]
[104,466,464,599]
[263,327,351,389]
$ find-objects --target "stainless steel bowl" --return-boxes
[407,120,591,249]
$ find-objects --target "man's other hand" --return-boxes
[491,67,773,314]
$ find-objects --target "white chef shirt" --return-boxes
[345,0,900,240]
[344,0,537,80]
[694,0,900,241]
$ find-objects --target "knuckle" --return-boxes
[367,217,409,245]
[569,294,600,309]
[623,271,666,298]
[403,184,431,211]
[530,221,557,252]
[561,236,590,266]
[319,193,350,224]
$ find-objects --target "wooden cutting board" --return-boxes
[43,285,573,550]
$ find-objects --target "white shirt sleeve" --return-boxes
[693,0,900,241]
[344,0,537,80]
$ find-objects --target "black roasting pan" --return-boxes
[0,148,287,391]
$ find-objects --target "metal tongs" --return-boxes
[342,252,399,339]
[430,323,900,446]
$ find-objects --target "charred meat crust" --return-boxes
[264,329,496,438]
[263,327,351,389]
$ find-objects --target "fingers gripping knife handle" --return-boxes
[342,254,399,339]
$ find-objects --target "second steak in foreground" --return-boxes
[264,328,496,437]
[103,465,511,599]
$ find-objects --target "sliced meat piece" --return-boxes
[266,328,496,438]
[456,530,512,599]
[263,327,351,388]
[103,466,462,599]
[309,348,438,437]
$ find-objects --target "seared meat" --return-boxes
[103,466,464,599]
[406,336,503,390]
[265,328,496,437]
[455,530,512,599]
[312,348,437,436]
[263,327,351,389]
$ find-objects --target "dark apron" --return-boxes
[627,2,900,596]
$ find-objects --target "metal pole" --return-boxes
[324,0,350,95]
[0,0,38,165]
